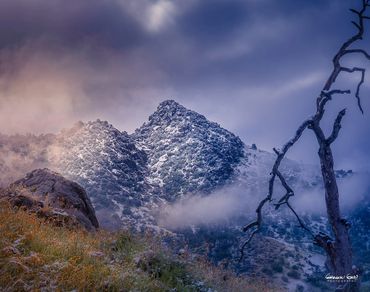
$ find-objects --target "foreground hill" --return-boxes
[0,199,274,291]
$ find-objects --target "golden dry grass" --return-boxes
[0,201,279,291]
[0,201,150,291]
[188,257,280,292]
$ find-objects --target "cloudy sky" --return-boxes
[0,0,369,170]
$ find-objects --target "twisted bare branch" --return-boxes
[340,67,365,113]
[344,49,370,60]
[286,202,314,236]
[327,109,347,145]
[325,4,367,85]
[274,170,294,210]
[240,119,312,260]
[316,90,351,121]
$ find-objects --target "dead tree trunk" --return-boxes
[313,131,352,271]
[310,117,359,291]
[241,1,370,291]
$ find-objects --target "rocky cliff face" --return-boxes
[1,168,99,231]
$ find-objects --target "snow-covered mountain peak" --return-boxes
[156,99,184,112]
[58,120,122,142]
[144,99,221,132]
[133,100,245,197]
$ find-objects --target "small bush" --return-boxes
[295,284,304,292]
[262,267,274,276]
[292,264,300,270]
[271,262,284,273]
[287,270,301,279]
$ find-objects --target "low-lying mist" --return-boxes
[156,186,258,230]
[291,172,370,215]
[157,173,370,231]
[0,134,53,187]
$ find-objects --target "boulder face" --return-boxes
[1,168,99,231]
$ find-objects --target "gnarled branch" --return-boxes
[340,67,365,113]
[316,90,351,121]
[344,49,370,60]
[327,109,347,145]
[240,119,312,260]
[286,202,314,236]
[324,1,369,93]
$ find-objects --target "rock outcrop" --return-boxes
[133,100,245,198]
[1,168,99,230]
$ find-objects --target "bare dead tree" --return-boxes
[241,1,370,291]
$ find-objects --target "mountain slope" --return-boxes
[48,120,152,229]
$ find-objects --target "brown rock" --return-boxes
[1,168,99,231]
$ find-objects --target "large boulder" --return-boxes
[1,168,99,230]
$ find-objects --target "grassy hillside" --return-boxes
[0,202,277,291]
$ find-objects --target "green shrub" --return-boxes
[271,262,283,273]
[262,267,274,276]
[287,270,301,279]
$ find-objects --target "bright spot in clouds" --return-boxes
[146,0,175,32]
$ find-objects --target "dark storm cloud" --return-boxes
[0,0,369,170]
[0,0,145,50]
[178,0,249,42]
